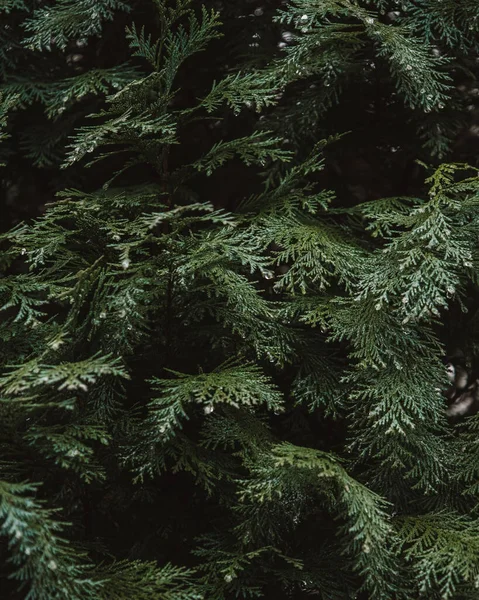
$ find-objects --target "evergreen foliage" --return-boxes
[3,1,479,599]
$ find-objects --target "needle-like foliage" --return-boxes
[3,1,479,599]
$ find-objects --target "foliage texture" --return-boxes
[3,1,479,599]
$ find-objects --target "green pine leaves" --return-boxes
[395,512,479,598]
[0,482,203,600]
[3,0,479,599]
[0,481,101,600]
[0,354,129,396]
[23,0,131,51]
